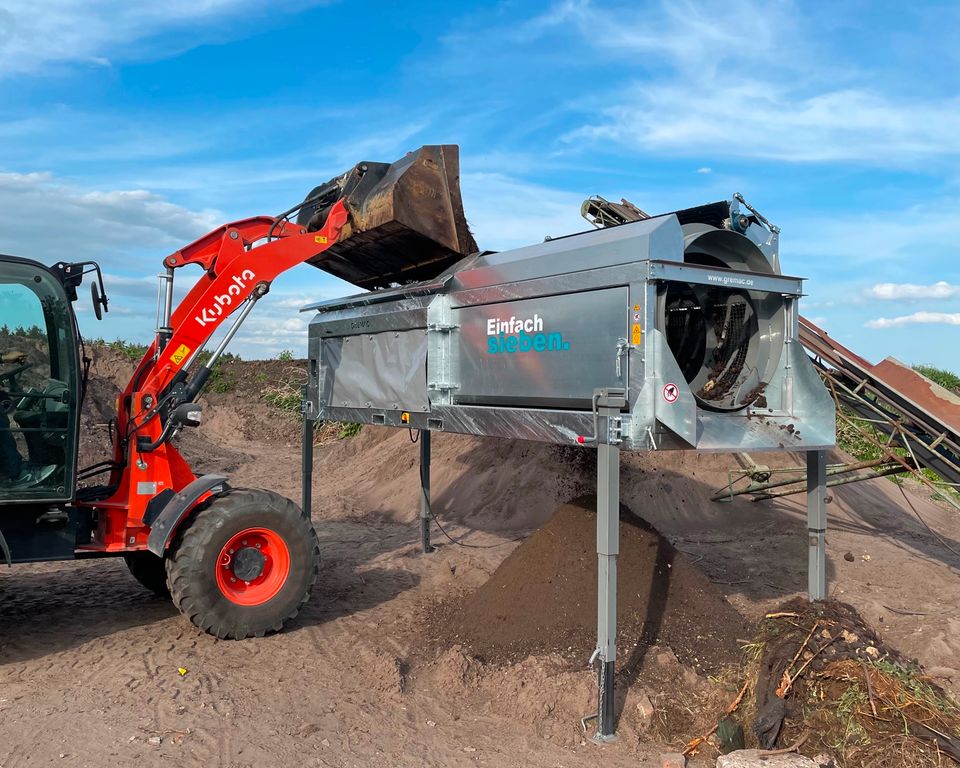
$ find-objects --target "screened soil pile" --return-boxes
[436,495,751,675]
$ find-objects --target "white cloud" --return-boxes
[0,171,219,267]
[697,167,712,175]
[554,0,960,167]
[865,281,960,301]
[570,85,960,165]
[784,198,960,269]
[866,312,960,329]
[0,1,327,75]
[460,172,587,250]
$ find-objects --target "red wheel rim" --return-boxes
[215,527,290,606]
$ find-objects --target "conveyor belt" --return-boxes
[799,316,960,487]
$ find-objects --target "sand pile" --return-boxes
[436,495,750,675]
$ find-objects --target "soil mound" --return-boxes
[438,495,750,675]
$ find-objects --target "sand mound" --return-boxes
[436,495,750,675]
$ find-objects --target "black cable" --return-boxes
[266,187,337,242]
[897,483,960,561]
[408,428,419,443]
[427,508,527,550]
[268,168,369,242]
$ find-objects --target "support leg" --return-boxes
[301,391,314,520]
[595,439,620,741]
[807,449,827,601]
[420,429,434,554]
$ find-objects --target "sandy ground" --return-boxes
[2,354,959,767]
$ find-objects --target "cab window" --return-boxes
[0,265,76,499]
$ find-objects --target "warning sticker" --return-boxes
[662,382,679,403]
[633,303,640,312]
[170,343,191,366]
[631,323,642,345]
[314,235,328,245]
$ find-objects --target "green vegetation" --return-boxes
[196,351,240,393]
[835,404,886,464]
[276,349,295,362]
[914,364,960,393]
[833,362,960,499]
[89,338,149,362]
[263,385,301,414]
[0,324,46,340]
[260,377,362,441]
[872,658,960,716]
[831,683,870,748]
[836,403,948,489]
[337,422,363,439]
[88,339,240,392]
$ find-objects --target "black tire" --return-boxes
[123,551,170,597]
[165,488,319,639]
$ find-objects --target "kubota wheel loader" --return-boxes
[0,145,475,638]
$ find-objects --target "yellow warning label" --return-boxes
[633,303,640,312]
[314,235,328,244]
[170,343,191,366]
[631,323,642,345]
[400,412,410,424]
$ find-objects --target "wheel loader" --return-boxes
[0,145,476,638]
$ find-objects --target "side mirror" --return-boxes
[91,280,109,320]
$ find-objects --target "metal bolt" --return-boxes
[255,543,261,549]
[245,581,251,586]
[229,230,239,240]
[230,577,236,583]
[229,549,235,554]
[242,540,247,546]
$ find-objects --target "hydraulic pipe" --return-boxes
[184,294,260,402]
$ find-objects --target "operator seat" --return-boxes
[15,378,69,468]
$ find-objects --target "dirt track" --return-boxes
[3,353,960,766]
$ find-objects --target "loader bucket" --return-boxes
[297,145,477,289]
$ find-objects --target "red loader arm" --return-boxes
[77,201,348,552]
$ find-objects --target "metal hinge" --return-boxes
[427,322,459,332]
[608,416,623,445]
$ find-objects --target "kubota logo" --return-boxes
[194,269,256,327]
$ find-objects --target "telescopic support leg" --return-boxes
[594,436,620,741]
[301,386,314,520]
[420,429,434,554]
[807,449,827,601]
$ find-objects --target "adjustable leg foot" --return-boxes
[594,659,618,743]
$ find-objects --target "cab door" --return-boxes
[0,258,80,504]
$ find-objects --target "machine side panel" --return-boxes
[321,329,429,412]
[451,287,629,407]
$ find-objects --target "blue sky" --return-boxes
[0,0,958,367]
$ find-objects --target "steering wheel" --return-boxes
[0,361,33,391]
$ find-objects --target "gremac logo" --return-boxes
[486,313,571,354]
[195,269,256,327]
[707,273,755,288]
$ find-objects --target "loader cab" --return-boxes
[0,256,80,504]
